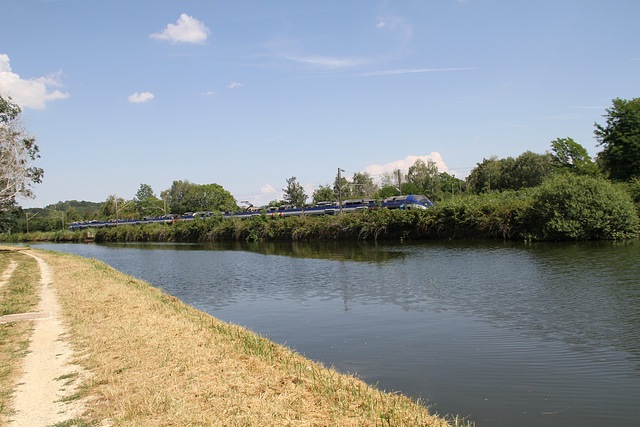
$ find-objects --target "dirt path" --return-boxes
[0,259,18,291]
[6,251,85,427]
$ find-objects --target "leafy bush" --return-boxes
[523,174,639,240]
[624,177,640,210]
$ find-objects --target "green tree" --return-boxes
[350,172,378,198]
[438,172,465,199]
[595,97,640,181]
[406,159,441,199]
[376,185,400,198]
[312,185,337,204]
[333,173,353,200]
[0,94,44,209]
[161,180,195,214]
[134,183,164,217]
[467,152,553,193]
[182,183,238,213]
[99,195,129,220]
[466,156,502,193]
[550,137,599,175]
[282,177,308,207]
[504,151,554,190]
[65,207,81,222]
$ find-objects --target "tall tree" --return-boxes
[134,183,164,217]
[550,137,599,175]
[595,97,640,181]
[333,173,353,200]
[438,172,465,199]
[350,172,378,198]
[467,152,553,193]
[0,94,43,209]
[161,180,194,214]
[505,151,554,190]
[282,176,307,207]
[99,195,128,219]
[466,156,502,193]
[183,183,238,212]
[406,159,441,199]
[312,185,337,204]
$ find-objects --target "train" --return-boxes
[68,194,435,231]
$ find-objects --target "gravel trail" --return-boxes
[5,251,85,427]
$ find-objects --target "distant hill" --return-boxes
[25,200,102,218]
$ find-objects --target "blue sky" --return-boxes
[2,0,639,208]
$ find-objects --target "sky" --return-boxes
[1,0,639,208]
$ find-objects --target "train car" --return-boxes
[68,194,434,231]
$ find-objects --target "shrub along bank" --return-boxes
[2,175,638,244]
[87,175,639,243]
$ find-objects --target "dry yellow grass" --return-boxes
[7,248,463,426]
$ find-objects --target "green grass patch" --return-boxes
[0,252,40,316]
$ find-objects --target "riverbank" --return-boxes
[0,246,462,426]
[4,178,639,243]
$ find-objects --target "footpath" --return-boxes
[0,248,85,426]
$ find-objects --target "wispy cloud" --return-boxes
[264,37,369,69]
[128,92,154,103]
[227,82,245,89]
[282,53,369,69]
[358,67,477,77]
[376,15,413,47]
[150,13,211,44]
[0,53,69,109]
[264,14,418,72]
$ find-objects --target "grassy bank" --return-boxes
[0,247,463,426]
[0,229,94,244]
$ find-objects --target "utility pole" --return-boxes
[114,198,132,227]
[338,168,345,214]
[52,211,64,230]
[397,169,402,196]
[25,212,38,233]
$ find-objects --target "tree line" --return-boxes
[1,93,640,237]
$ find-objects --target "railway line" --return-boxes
[69,194,434,230]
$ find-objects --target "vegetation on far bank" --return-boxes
[1,247,464,426]
[3,174,638,243]
[2,97,640,242]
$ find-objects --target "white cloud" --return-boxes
[261,184,276,194]
[227,82,245,89]
[150,14,211,44]
[252,184,283,206]
[0,53,69,109]
[202,90,216,96]
[365,153,450,178]
[128,92,154,103]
